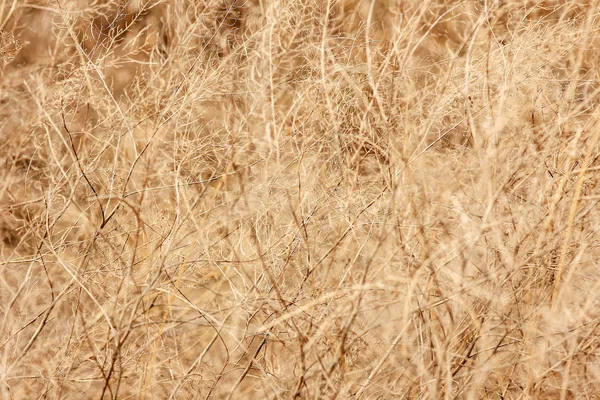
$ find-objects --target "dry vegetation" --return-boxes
[1,0,600,398]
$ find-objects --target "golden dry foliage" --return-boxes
[1,0,600,398]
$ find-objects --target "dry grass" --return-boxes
[1,0,600,398]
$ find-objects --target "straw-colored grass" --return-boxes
[1,0,600,398]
